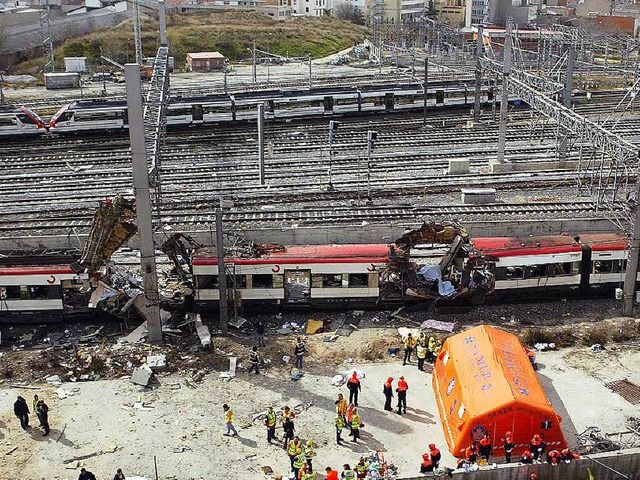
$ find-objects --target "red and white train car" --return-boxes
[473,232,629,295]
[193,244,389,309]
[193,233,631,310]
[0,264,90,323]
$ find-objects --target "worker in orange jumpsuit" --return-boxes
[325,467,339,480]
[335,393,348,421]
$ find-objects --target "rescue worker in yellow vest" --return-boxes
[265,406,277,445]
[341,464,356,480]
[354,457,369,479]
[416,344,427,371]
[335,413,346,445]
[434,339,443,357]
[402,333,417,365]
[293,452,306,480]
[304,439,316,473]
[427,337,437,363]
[303,471,317,480]
[350,408,362,443]
[288,436,303,472]
[416,331,427,347]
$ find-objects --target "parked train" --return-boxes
[0,105,46,137]
[47,82,494,133]
[0,262,91,323]
[191,232,629,310]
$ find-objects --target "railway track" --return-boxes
[0,201,614,232]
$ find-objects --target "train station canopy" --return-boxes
[432,325,567,457]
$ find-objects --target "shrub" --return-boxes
[581,328,609,347]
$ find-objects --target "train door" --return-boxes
[579,243,592,295]
[192,104,204,124]
[284,269,311,304]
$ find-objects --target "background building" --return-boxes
[185,51,226,71]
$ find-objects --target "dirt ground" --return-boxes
[2,304,640,480]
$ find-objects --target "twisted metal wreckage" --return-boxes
[71,197,494,319]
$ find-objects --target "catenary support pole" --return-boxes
[124,64,162,343]
[423,56,428,125]
[558,45,575,167]
[216,204,229,335]
[159,0,167,47]
[623,164,640,316]
[308,54,312,89]
[258,104,265,185]
[496,20,513,164]
[473,25,484,122]
[252,40,257,83]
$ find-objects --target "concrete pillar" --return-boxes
[124,64,162,343]
[473,26,484,122]
[216,205,228,335]
[258,104,265,185]
[159,0,167,47]
[496,20,513,164]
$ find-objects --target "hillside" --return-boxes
[15,11,369,73]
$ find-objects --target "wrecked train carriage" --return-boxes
[381,222,494,304]
[191,231,495,311]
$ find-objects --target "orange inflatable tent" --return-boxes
[432,325,567,458]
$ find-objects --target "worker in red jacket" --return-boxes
[521,450,534,464]
[502,431,514,463]
[429,443,441,469]
[465,442,478,464]
[396,376,408,415]
[478,434,492,462]
[547,449,561,466]
[420,454,434,473]
[530,434,546,462]
[560,448,580,463]
[347,372,361,407]
[383,377,394,411]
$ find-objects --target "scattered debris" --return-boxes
[146,354,167,370]
[306,319,324,334]
[5,446,18,455]
[194,314,212,349]
[46,375,63,386]
[131,365,153,386]
[124,322,148,344]
[420,319,456,332]
[220,357,237,379]
[228,316,248,329]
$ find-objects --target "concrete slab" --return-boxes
[130,365,153,386]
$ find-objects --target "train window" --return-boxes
[4,285,21,299]
[75,111,122,122]
[196,275,217,289]
[527,265,547,278]
[0,116,16,126]
[54,111,74,123]
[594,260,625,274]
[322,274,342,288]
[497,266,524,280]
[28,285,51,299]
[252,275,273,289]
[20,285,29,300]
[348,274,368,287]
[551,262,574,276]
[16,114,37,125]
[230,275,247,288]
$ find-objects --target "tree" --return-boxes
[333,3,365,25]
[427,0,436,17]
